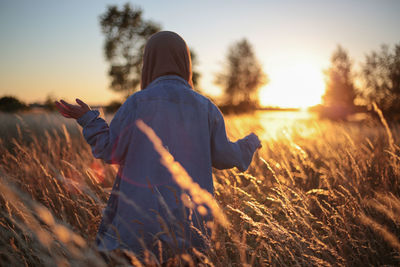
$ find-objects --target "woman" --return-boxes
[55,31,261,260]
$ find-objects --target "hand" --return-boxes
[249,133,262,149]
[55,99,91,119]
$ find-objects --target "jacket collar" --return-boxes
[146,75,191,89]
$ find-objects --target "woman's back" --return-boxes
[92,74,216,253]
[57,31,261,260]
[128,74,214,193]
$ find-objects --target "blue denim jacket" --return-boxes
[77,75,260,254]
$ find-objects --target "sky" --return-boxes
[0,0,399,107]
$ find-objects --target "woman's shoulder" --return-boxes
[114,93,139,116]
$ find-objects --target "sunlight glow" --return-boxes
[259,63,325,108]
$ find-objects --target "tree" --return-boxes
[190,48,201,89]
[100,4,201,97]
[361,43,400,115]
[99,3,160,97]
[0,96,27,112]
[105,100,122,113]
[323,45,356,109]
[215,39,267,107]
[43,94,56,111]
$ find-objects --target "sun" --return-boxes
[259,62,325,109]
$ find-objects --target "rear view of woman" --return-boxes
[55,31,261,261]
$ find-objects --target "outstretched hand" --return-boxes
[55,99,91,119]
[248,133,262,149]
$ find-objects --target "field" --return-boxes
[0,110,399,266]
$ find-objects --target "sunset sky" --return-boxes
[0,0,399,108]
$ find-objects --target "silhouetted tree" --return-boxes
[361,43,400,115]
[100,3,160,97]
[105,100,122,113]
[215,39,267,107]
[100,4,201,97]
[320,45,356,119]
[323,45,356,109]
[43,94,56,111]
[190,48,201,90]
[0,96,27,112]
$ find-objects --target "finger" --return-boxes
[76,98,89,109]
[55,102,75,118]
[55,101,66,112]
[58,101,74,112]
[60,99,75,109]
[55,101,71,113]
[57,108,72,118]
[60,112,72,118]
[60,100,83,114]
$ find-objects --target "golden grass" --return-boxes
[0,111,399,266]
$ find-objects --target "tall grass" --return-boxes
[0,111,399,266]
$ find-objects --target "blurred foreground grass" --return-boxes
[0,110,399,266]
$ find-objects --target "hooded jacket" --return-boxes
[77,31,260,256]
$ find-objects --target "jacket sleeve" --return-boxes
[210,105,261,172]
[77,102,134,164]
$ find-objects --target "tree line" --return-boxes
[322,44,400,119]
[1,2,399,120]
[97,3,400,118]
[97,3,267,113]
